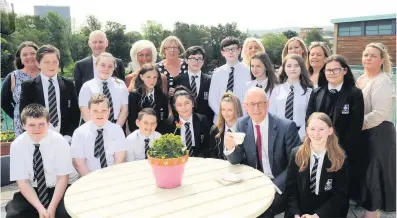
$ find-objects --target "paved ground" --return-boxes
[1,183,395,217]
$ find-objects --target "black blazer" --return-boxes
[161,113,210,157]
[306,84,364,154]
[73,56,125,95]
[127,89,169,132]
[19,75,80,136]
[208,126,227,160]
[174,73,214,125]
[1,73,14,118]
[285,147,349,218]
[226,113,301,192]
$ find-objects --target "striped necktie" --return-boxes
[310,155,319,194]
[94,129,108,169]
[184,122,194,157]
[102,82,115,123]
[148,93,155,107]
[144,138,150,159]
[226,67,234,92]
[191,75,198,97]
[48,78,59,127]
[33,143,49,208]
[285,85,294,120]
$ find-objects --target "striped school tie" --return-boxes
[185,122,194,157]
[48,78,59,127]
[285,85,294,120]
[144,138,150,159]
[102,82,115,123]
[94,129,108,169]
[191,75,198,97]
[310,155,319,194]
[226,67,234,92]
[33,143,49,208]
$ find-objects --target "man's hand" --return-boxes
[224,133,238,151]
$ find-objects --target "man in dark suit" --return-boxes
[225,87,301,218]
[73,30,125,95]
[174,46,214,124]
[19,45,80,143]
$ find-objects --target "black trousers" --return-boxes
[258,192,287,218]
[5,188,71,218]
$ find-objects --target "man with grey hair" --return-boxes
[224,87,301,218]
[73,30,125,94]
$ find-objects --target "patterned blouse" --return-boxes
[156,59,188,91]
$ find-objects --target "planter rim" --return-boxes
[148,154,189,166]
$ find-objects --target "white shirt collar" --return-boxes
[179,115,193,125]
[92,55,97,63]
[252,114,268,127]
[137,130,154,141]
[188,71,201,78]
[88,120,111,132]
[96,76,112,84]
[225,122,237,132]
[328,82,343,92]
[146,89,155,97]
[226,61,239,68]
[40,73,58,82]
[310,147,327,159]
[286,80,300,87]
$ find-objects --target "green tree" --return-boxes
[45,12,72,74]
[1,36,15,77]
[1,7,16,35]
[141,20,168,49]
[105,21,130,64]
[262,33,288,66]
[304,29,326,46]
[81,15,102,36]
[282,29,298,39]
[70,33,90,61]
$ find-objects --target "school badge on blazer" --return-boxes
[201,134,204,143]
[324,179,333,191]
[160,108,164,120]
[342,104,349,114]
[68,100,71,108]
[204,92,209,100]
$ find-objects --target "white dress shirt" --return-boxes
[125,129,162,161]
[245,78,272,99]
[328,82,343,92]
[188,71,201,96]
[79,77,129,119]
[223,123,237,149]
[10,130,74,187]
[224,116,273,179]
[92,55,98,77]
[310,148,326,195]
[146,89,155,101]
[268,81,312,140]
[180,116,195,147]
[71,121,127,172]
[40,73,61,133]
[209,62,251,123]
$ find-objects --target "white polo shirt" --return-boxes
[78,77,129,119]
[71,120,127,172]
[10,130,74,188]
[125,129,162,161]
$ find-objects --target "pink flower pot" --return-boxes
[148,154,189,189]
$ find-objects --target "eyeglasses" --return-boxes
[223,47,239,53]
[165,46,179,51]
[325,68,345,75]
[246,101,267,108]
[187,58,204,63]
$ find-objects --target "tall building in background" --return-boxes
[34,5,71,24]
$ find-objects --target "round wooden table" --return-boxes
[64,157,275,218]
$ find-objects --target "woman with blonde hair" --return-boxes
[208,92,243,160]
[241,37,266,67]
[156,36,188,97]
[126,40,168,94]
[278,37,308,76]
[355,42,395,217]
[307,42,330,88]
[285,112,348,218]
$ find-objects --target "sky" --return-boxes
[7,0,397,33]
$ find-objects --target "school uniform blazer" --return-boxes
[306,84,364,153]
[161,113,210,157]
[19,75,80,136]
[73,56,125,94]
[127,89,169,132]
[208,126,226,160]
[173,73,214,124]
[285,147,349,218]
[227,113,301,192]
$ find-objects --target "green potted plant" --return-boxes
[147,121,189,189]
[1,131,15,156]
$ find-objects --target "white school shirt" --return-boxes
[209,62,251,123]
[188,71,201,96]
[268,81,312,140]
[10,130,74,187]
[328,82,343,92]
[223,123,237,149]
[180,116,195,147]
[125,129,162,161]
[245,78,272,99]
[224,116,273,179]
[71,121,127,172]
[40,74,61,134]
[310,148,326,195]
[92,55,97,77]
[79,77,129,119]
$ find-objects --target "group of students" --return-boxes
[1,30,395,218]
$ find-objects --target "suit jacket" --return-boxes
[161,113,210,157]
[1,73,14,118]
[208,126,227,160]
[19,75,80,136]
[306,84,364,154]
[174,73,214,125]
[73,56,125,94]
[285,147,349,218]
[226,113,301,192]
[127,89,169,132]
